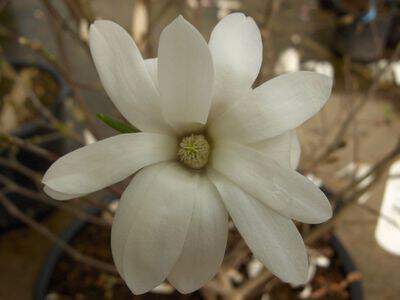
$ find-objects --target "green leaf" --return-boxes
[96,114,140,134]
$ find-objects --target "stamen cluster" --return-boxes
[178,134,210,169]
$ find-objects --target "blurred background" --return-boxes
[1,0,400,299]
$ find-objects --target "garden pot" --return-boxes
[0,61,70,233]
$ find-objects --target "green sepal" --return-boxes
[96,114,140,134]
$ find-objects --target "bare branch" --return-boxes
[0,26,100,138]
[309,44,400,170]
[0,174,111,227]
[229,137,400,299]
[0,192,117,274]
[0,133,58,161]
[41,0,91,56]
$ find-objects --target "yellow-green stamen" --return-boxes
[178,134,210,169]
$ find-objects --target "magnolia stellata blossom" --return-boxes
[42,13,333,294]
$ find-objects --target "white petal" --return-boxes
[209,71,332,144]
[89,21,174,134]
[250,130,301,169]
[158,16,214,133]
[112,163,197,294]
[208,13,262,120]
[145,58,158,88]
[43,185,85,200]
[43,133,177,196]
[168,176,228,293]
[208,170,309,285]
[250,132,292,168]
[211,142,332,224]
[290,132,301,169]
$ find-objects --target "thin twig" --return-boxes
[337,138,400,198]
[61,0,82,24]
[143,0,175,50]
[229,137,400,299]
[0,192,117,274]
[42,0,71,73]
[0,155,116,217]
[357,202,400,230]
[74,0,95,23]
[0,157,42,188]
[42,0,91,56]
[0,25,100,138]
[255,0,280,84]
[309,44,400,170]
[0,174,111,227]
[0,133,58,161]
[2,59,84,143]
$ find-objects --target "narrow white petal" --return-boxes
[43,185,85,201]
[209,71,332,144]
[111,164,157,276]
[89,21,173,134]
[250,132,292,168]
[211,142,332,224]
[290,132,301,169]
[168,176,228,293]
[208,13,262,120]
[112,163,197,294]
[158,16,214,133]
[250,130,301,170]
[144,58,158,89]
[208,170,309,285]
[43,133,177,196]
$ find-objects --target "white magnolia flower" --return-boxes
[42,13,333,294]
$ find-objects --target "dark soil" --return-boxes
[47,224,359,300]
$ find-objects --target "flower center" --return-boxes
[178,134,210,170]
